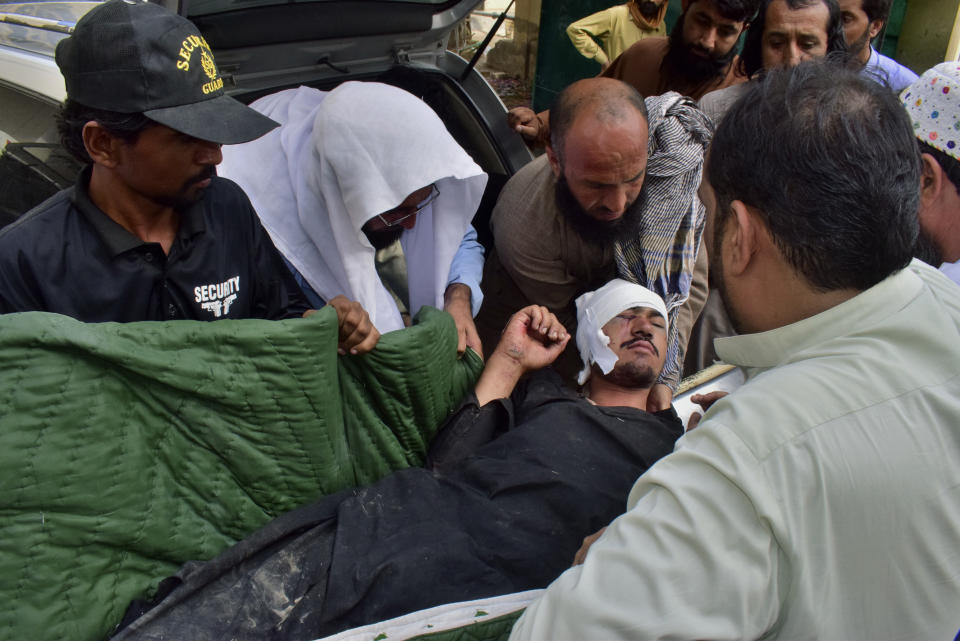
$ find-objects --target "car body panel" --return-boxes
[0,0,532,233]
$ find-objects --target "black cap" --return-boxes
[55,0,278,144]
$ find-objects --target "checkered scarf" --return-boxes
[615,92,713,390]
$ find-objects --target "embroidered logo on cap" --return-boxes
[175,34,224,95]
[201,48,217,80]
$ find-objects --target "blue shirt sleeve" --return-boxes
[446,224,485,317]
[281,255,326,310]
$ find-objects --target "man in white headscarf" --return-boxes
[219,82,489,355]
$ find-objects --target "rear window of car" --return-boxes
[187,0,453,18]
[0,1,98,56]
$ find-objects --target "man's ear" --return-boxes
[920,153,944,206]
[724,199,760,276]
[82,121,121,168]
[868,19,884,41]
[545,144,562,179]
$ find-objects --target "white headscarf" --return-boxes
[218,82,488,332]
[574,279,669,385]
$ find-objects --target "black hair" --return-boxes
[549,81,648,167]
[55,99,154,164]
[918,140,960,196]
[690,0,760,24]
[709,60,920,291]
[860,0,891,23]
[738,0,848,78]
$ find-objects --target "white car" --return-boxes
[0,0,532,234]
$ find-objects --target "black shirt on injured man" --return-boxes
[114,370,684,640]
[0,167,309,321]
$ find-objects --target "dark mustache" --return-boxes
[185,166,216,188]
[621,336,659,356]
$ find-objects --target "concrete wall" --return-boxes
[898,0,960,73]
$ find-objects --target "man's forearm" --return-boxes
[474,351,525,406]
[445,225,484,315]
[474,305,569,404]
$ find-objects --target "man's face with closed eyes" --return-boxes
[598,306,669,388]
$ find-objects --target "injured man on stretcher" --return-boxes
[113,279,685,640]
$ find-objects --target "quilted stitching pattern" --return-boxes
[0,306,482,641]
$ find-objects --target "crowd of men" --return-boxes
[1,0,958,638]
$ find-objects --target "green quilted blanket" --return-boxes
[0,306,482,641]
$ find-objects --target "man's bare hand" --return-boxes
[474,306,569,406]
[646,383,674,412]
[496,305,569,372]
[573,527,607,566]
[687,390,728,430]
[506,106,544,145]
[317,295,380,355]
[444,283,483,359]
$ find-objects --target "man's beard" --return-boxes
[555,174,644,246]
[709,215,749,334]
[155,166,216,212]
[663,14,736,83]
[913,227,943,267]
[848,28,872,63]
[636,0,661,19]
[593,360,658,389]
[363,227,404,250]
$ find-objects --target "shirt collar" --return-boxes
[715,264,924,370]
[72,165,207,257]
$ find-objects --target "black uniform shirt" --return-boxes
[0,167,309,321]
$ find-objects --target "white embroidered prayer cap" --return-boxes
[901,62,960,161]
[575,279,669,385]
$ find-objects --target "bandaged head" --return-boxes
[575,279,669,385]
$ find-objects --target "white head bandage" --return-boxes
[575,279,669,385]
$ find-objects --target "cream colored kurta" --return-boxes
[511,259,960,640]
[566,4,665,67]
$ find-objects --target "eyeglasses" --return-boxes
[375,184,440,228]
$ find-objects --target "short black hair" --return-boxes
[709,60,920,291]
[738,0,848,78]
[690,0,760,24]
[860,0,892,24]
[919,140,960,196]
[56,99,154,164]
[549,81,648,167]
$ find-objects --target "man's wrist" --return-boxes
[534,113,549,147]
[486,348,525,375]
[444,283,472,306]
[474,350,525,406]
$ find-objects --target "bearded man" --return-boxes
[838,0,917,92]
[688,0,848,374]
[511,60,960,641]
[509,0,757,146]
[0,0,378,355]
[476,78,711,409]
